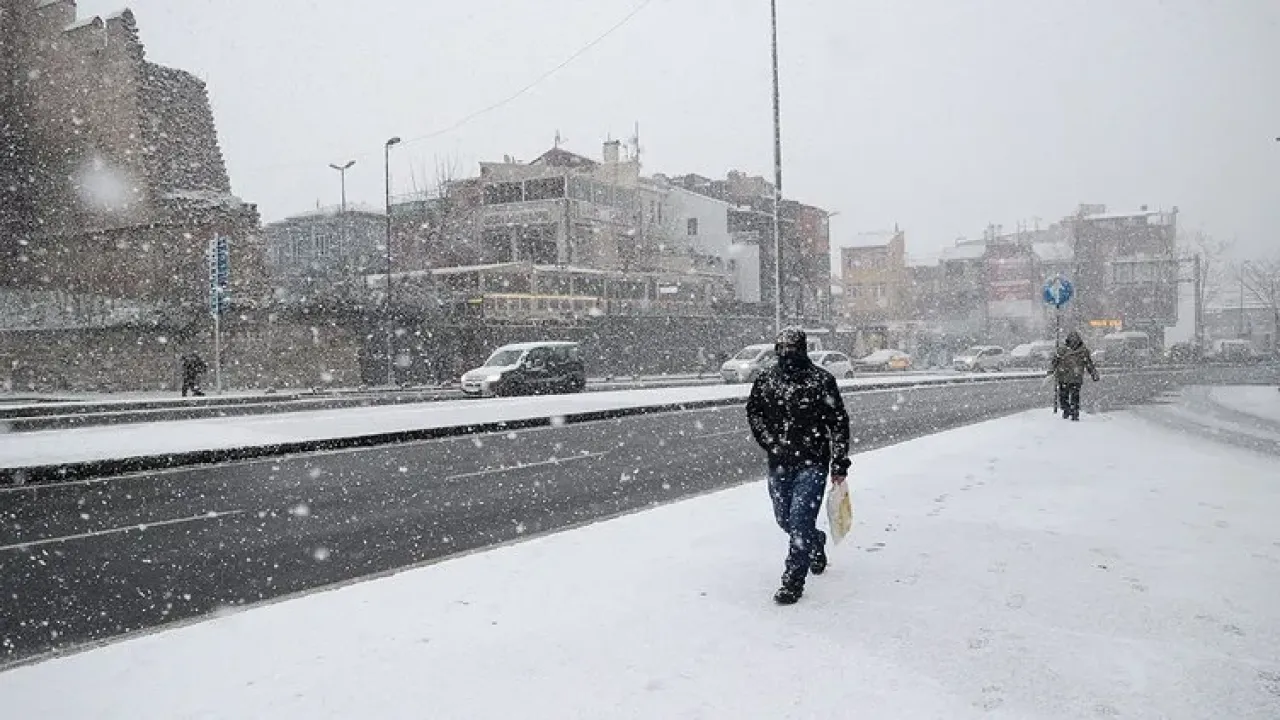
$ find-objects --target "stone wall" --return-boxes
[0,318,362,392]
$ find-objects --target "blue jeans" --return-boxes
[768,465,827,588]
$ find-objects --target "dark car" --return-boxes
[460,341,586,397]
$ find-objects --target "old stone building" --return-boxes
[0,1,342,392]
[0,0,264,310]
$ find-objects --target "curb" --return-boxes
[0,374,1042,486]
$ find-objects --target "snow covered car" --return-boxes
[720,344,777,383]
[809,350,855,378]
[1008,340,1055,369]
[853,349,912,372]
[953,345,1008,372]
[460,341,586,397]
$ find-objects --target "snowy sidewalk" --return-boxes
[0,372,1028,468]
[3,408,1278,718]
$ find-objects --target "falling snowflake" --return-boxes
[472,437,485,448]
[312,547,331,561]
[506,432,518,440]
[514,522,527,535]
[398,466,408,474]
[549,415,566,427]
[308,467,323,479]
[289,503,311,518]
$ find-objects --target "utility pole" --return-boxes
[1193,253,1203,351]
[1239,261,1246,338]
[769,0,784,334]
[384,137,401,387]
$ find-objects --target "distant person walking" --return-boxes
[746,328,851,605]
[180,352,208,397]
[1050,331,1099,421]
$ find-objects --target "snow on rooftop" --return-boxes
[843,230,900,249]
[63,15,103,32]
[940,244,985,261]
[1032,242,1073,263]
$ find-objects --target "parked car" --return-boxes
[1096,331,1154,367]
[852,349,912,372]
[721,343,777,383]
[1212,339,1257,364]
[1008,340,1055,369]
[460,341,586,397]
[809,350,855,378]
[953,345,1008,372]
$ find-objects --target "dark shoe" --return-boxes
[773,585,802,605]
[810,543,828,576]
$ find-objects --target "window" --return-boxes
[687,218,699,236]
[524,176,565,201]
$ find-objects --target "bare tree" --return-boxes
[1178,230,1232,307]
[1236,257,1280,353]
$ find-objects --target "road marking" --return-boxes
[446,452,609,480]
[694,429,747,440]
[0,509,247,553]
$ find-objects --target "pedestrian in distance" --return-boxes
[746,327,852,605]
[180,352,208,397]
[1049,330,1099,421]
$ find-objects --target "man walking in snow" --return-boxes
[746,328,851,605]
[1050,330,1099,421]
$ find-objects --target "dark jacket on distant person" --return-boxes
[746,332,851,475]
[181,353,208,381]
[1050,332,1099,385]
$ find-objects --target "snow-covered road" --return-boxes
[0,372,1034,468]
[3,405,1277,718]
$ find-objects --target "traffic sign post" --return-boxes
[1042,275,1074,347]
[1042,275,1074,415]
[207,236,231,394]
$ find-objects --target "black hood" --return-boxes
[1065,331,1083,349]
[774,327,812,373]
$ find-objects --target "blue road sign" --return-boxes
[1042,276,1073,308]
[207,235,231,315]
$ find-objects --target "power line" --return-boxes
[245,0,655,179]
[400,0,656,148]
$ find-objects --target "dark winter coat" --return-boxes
[1050,333,1098,385]
[746,353,852,475]
[182,354,208,380]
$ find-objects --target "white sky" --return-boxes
[77,0,1280,260]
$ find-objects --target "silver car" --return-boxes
[953,345,1008,372]
[721,344,776,383]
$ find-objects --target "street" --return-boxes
[0,375,1098,665]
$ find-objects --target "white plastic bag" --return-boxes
[826,480,853,544]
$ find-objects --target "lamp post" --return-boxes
[328,160,355,213]
[769,0,785,334]
[384,137,401,387]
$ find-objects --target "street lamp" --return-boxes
[769,0,785,334]
[328,160,355,213]
[384,136,401,387]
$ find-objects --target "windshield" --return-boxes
[863,350,895,362]
[962,347,987,356]
[733,347,767,361]
[483,349,525,367]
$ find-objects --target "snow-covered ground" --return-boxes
[3,408,1278,719]
[0,373,1031,468]
[1210,385,1280,424]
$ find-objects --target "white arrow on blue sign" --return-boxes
[1039,274,1070,304]
[207,235,231,315]
[1042,276,1073,308]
